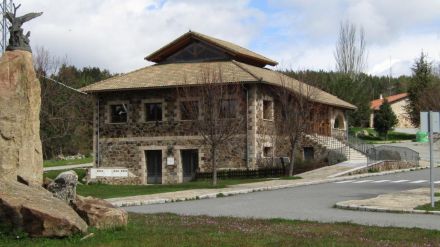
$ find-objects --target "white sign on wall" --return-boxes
[421,112,440,133]
[89,168,129,179]
[167,157,175,166]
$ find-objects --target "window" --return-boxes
[263,100,273,120]
[145,103,162,122]
[180,101,199,120]
[219,99,237,119]
[303,147,314,161]
[110,104,127,123]
[263,146,273,157]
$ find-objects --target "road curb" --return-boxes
[334,202,440,215]
[109,166,426,207]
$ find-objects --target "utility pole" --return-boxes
[422,111,439,208]
[429,111,435,207]
[0,0,13,54]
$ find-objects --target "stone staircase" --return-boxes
[306,134,367,162]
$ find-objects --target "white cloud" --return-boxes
[19,0,263,73]
[11,0,440,76]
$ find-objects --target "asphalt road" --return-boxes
[126,168,440,230]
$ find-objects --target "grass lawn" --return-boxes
[43,157,93,167]
[77,178,270,199]
[44,168,304,199]
[349,127,416,143]
[414,193,440,211]
[43,170,272,199]
[2,213,440,246]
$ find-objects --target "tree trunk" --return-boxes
[288,148,295,177]
[211,147,217,186]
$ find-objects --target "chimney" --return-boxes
[379,94,383,99]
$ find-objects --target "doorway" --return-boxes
[145,150,162,184]
[181,149,198,182]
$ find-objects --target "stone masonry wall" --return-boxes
[252,84,333,168]
[94,84,344,184]
[94,88,247,184]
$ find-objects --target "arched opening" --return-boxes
[333,113,345,129]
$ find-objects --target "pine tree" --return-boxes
[374,100,398,139]
[407,52,434,126]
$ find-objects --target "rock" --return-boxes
[47,170,78,204]
[0,179,88,237]
[360,130,369,137]
[0,50,43,186]
[72,196,128,229]
[42,177,53,189]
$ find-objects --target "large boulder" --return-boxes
[47,170,78,204]
[71,196,128,229]
[0,50,43,186]
[0,180,88,237]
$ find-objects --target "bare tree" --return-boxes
[272,76,318,177]
[177,66,246,185]
[33,47,109,159]
[334,20,367,77]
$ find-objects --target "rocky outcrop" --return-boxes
[72,196,128,229]
[47,170,78,204]
[0,179,88,237]
[0,50,43,186]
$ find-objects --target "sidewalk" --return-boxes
[43,163,93,171]
[335,188,440,215]
[107,165,419,207]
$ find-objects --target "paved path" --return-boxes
[336,187,440,213]
[43,163,93,171]
[126,168,440,230]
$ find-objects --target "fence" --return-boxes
[367,145,420,165]
[195,167,286,179]
[347,134,420,165]
[347,134,375,158]
[306,133,350,160]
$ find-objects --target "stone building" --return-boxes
[369,93,415,128]
[80,31,356,184]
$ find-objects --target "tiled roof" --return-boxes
[145,31,278,67]
[80,60,357,110]
[370,93,408,110]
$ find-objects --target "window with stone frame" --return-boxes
[110,104,128,123]
[219,99,237,119]
[180,100,199,120]
[263,146,273,158]
[263,100,273,120]
[145,102,163,122]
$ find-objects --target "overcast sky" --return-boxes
[18,0,440,76]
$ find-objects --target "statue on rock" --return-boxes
[0,4,43,186]
[5,3,42,53]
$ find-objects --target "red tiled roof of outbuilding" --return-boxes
[370,93,408,110]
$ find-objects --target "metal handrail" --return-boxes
[347,134,375,155]
[367,145,420,165]
[306,133,350,160]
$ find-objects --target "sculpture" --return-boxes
[5,4,42,52]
